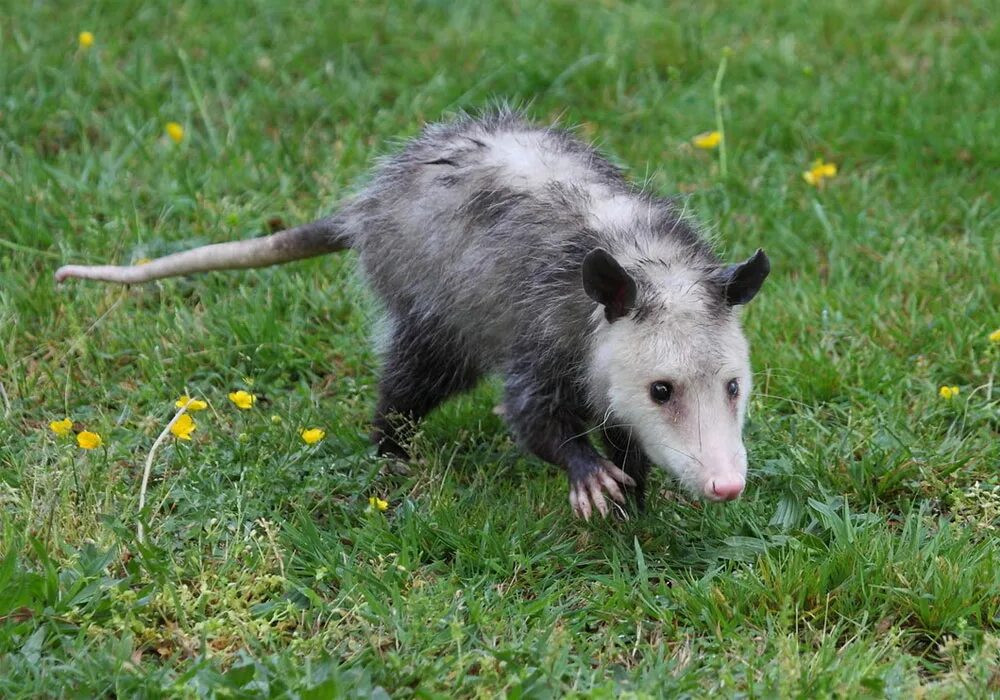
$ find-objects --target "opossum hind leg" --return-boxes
[370,316,482,460]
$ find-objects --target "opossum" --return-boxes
[56,108,770,520]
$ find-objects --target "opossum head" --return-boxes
[584,248,770,502]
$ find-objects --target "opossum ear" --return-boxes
[582,248,637,323]
[720,248,770,306]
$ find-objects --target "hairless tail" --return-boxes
[55,216,350,285]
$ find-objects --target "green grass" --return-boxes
[2,0,999,696]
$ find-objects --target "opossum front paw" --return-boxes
[569,459,636,520]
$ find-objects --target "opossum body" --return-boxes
[57,108,770,519]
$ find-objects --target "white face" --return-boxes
[590,305,753,502]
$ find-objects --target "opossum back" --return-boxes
[347,112,621,358]
[345,110,716,367]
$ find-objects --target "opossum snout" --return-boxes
[696,447,747,502]
[704,476,745,502]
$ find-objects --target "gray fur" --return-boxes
[339,109,716,365]
[57,107,768,519]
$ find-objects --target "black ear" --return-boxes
[582,248,637,323]
[720,248,770,306]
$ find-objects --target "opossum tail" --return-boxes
[55,216,350,285]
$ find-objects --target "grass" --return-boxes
[2,0,999,696]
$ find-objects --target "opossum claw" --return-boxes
[599,459,636,491]
[587,477,610,518]
[596,469,625,506]
[569,486,592,520]
[570,459,636,520]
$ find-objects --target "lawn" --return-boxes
[2,0,999,696]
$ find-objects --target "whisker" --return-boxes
[557,406,615,449]
[600,423,705,471]
[753,392,811,409]
[696,393,703,453]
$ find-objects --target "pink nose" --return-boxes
[707,478,744,502]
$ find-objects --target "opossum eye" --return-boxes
[649,381,674,404]
[727,379,740,398]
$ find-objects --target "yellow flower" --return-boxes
[228,390,256,409]
[369,496,389,512]
[692,131,722,150]
[77,431,103,449]
[170,413,197,441]
[270,414,283,424]
[49,418,73,437]
[938,385,960,400]
[78,31,94,49]
[803,159,838,186]
[165,122,185,144]
[175,396,208,411]
[300,428,325,444]
[989,329,1000,344]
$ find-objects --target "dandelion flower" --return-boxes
[165,122,185,144]
[300,428,325,444]
[803,159,838,186]
[228,390,255,409]
[369,496,389,512]
[77,431,103,449]
[175,396,208,411]
[170,413,197,440]
[78,31,94,49]
[938,385,960,400]
[989,329,1000,344]
[692,131,722,150]
[50,418,73,437]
